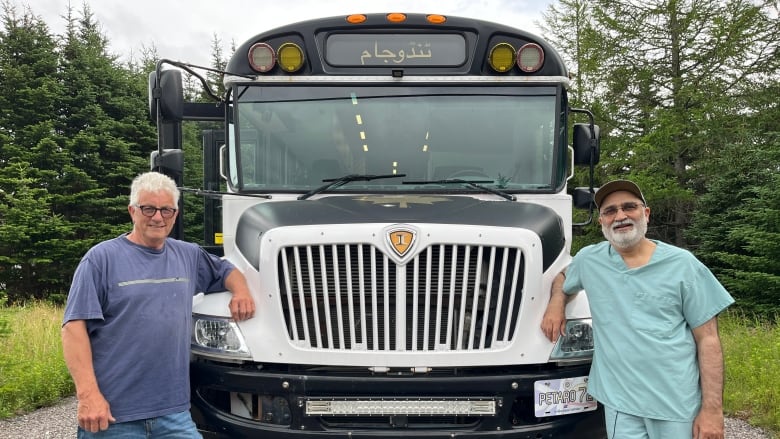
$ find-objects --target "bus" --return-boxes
[148,12,605,438]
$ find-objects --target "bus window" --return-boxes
[234,86,557,191]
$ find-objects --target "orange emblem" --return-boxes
[388,229,415,257]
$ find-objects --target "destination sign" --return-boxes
[325,34,467,67]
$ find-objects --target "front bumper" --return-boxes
[190,360,606,438]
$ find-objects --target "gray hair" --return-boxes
[129,172,180,206]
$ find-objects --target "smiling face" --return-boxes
[127,190,178,250]
[598,190,650,250]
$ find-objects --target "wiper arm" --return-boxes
[298,174,407,200]
[403,179,516,201]
[179,187,272,199]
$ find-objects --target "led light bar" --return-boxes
[305,398,496,416]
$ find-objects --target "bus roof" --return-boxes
[226,13,568,78]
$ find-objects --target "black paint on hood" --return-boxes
[236,195,564,270]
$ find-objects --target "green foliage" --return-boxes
[0,3,154,303]
[720,311,780,433]
[544,0,780,250]
[544,0,780,317]
[690,134,780,316]
[0,163,76,303]
[0,304,74,418]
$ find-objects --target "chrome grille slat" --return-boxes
[306,246,323,348]
[318,245,335,349]
[278,243,524,352]
[479,247,496,350]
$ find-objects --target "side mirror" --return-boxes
[150,149,184,179]
[148,69,184,122]
[572,187,595,210]
[572,123,600,166]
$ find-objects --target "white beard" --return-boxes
[601,213,647,250]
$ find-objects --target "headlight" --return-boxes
[192,314,251,360]
[550,318,594,361]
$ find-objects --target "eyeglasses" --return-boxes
[135,205,177,218]
[599,202,644,219]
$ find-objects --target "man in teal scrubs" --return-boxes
[541,180,733,439]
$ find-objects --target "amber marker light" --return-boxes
[488,43,516,73]
[278,43,305,72]
[386,13,407,23]
[346,14,366,24]
[426,14,447,24]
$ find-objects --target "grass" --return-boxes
[720,310,780,436]
[0,302,74,418]
[0,304,777,437]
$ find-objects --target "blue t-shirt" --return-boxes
[62,235,235,423]
[563,240,734,422]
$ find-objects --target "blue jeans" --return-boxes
[77,410,201,438]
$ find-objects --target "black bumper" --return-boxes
[190,360,606,439]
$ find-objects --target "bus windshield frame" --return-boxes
[226,84,566,194]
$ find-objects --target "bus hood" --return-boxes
[235,195,564,271]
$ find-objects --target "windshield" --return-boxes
[229,85,561,193]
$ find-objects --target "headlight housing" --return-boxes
[192,314,251,361]
[550,318,594,362]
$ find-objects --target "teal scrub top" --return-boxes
[563,240,734,421]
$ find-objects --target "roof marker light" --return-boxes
[386,13,407,23]
[278,42,305,72]
[517,43,545,73]
[248,42,275,73]
[488,43,516,73]
[346,14,366,24]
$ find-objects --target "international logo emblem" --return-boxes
[387,228,416,258]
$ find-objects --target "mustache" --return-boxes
[611,218,635,229]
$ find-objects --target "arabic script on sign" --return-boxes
[360,41,433,65]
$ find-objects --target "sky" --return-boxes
[17,0,552,66]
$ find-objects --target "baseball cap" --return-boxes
[594,180,646,208]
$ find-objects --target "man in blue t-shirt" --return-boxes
[541,180,733,439]
[62,172,256,438]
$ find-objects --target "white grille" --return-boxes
[278,244,524,352]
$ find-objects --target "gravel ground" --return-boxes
[0,396,773,438]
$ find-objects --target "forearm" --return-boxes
[690,317,726,438]
[61,320,100,398]
[698,332,725,411]
[225,268,251,296]
[550,271,570,303]
[62,320,115,431]
[541,271,575,341]
[225,268,256,321]
[693,318,725,411]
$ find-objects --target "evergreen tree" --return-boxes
[0,160,74,303]
[541,0,780,247]
[0,3,78,303]
[0,2,61,170]
[0,2,157,302]
[57,3,154,240]
[690,133,780,316]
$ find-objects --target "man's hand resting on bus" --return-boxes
[225,269,256,321]
[541,271,569,342]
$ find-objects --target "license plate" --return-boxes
[534,376,597,417]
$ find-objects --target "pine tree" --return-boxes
[541,0,780,247]
[0,3,78,303]
[57,3,154,240]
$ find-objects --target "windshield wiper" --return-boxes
[298,174,407,200]
[179,187,272,199]
[403,179,516,201]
